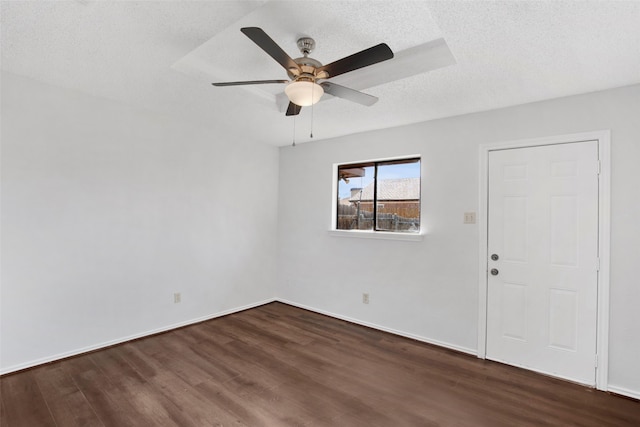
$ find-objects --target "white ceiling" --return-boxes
[2,1,639,146]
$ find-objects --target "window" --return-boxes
[336,157,420,233]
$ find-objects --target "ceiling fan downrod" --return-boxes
[296,37,315,56]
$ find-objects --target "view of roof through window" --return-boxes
[337,158,420,232]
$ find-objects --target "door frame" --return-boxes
[477,130,610,390]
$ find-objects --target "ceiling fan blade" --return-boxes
[328,38,456,91]
[241,27,301,73]
[212,80,288,87]
[317,43,393,79]
[285,102,302,116]
[319,82,378,106]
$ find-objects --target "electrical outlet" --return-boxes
[464,212,476,224]
[174,293,181,303]
[362,293,370,304]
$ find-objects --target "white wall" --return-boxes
[3,71,638,397]
[276,84,640,396]
[0,72,280,373]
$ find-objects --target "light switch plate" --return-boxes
[464,212,476,224]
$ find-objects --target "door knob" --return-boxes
[490,268,499,276]
[491,254,499,261]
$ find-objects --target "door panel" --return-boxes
[503,196,528,262]
[486,141,599,385]
[500,282,527,340]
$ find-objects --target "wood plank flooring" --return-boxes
[1,302,639,426]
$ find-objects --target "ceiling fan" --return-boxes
[212,27,394,116]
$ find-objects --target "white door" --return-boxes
[486,141,599,385]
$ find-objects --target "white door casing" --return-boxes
[477,131,610,390]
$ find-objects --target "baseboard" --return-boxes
[608,385,640,401]
[276,298,477,356]
[0,298,276,376]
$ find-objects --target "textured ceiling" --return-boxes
[2,1,639,146]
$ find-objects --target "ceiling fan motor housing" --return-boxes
[286,37,329,81]
[288,56,326,80]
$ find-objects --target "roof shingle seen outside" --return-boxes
[349,178,420,202]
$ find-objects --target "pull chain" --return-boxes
[292,114,296,147]
[310,83,314,139]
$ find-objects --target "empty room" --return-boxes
[1,1,639,425]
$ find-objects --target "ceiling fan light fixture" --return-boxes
[285,81,324,107]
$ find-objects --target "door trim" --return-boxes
[477,130,610,390]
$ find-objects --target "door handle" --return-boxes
[490,268,499,276]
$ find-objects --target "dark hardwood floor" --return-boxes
[1,302,639,426]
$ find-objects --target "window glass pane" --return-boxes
[375,159,420,232]
[337,165,375,230]
[337,157,420,233]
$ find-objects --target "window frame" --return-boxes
[330,155,423,241]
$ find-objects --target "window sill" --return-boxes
[328,230,424,242]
